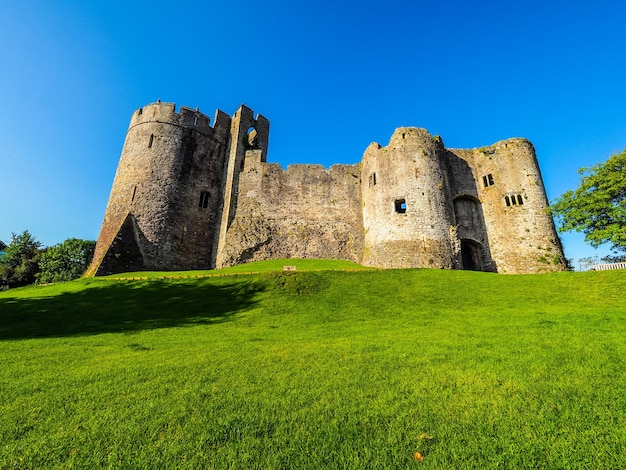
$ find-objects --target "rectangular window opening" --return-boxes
[148,134,154,148]
[199,191,210,209]
[394,198,407,214]
[369,172,377,187]
[505,193,525,208]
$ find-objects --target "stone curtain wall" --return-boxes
[216,151,364,267]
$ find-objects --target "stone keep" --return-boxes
[87,101,566,275]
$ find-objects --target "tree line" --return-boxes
[0,231,95,290]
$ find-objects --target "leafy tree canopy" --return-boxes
[0,230,42,289]
[37,238,96,284]
[552,149,626,253]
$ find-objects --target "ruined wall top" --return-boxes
[448,136,535,156]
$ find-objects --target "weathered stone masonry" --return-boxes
[87,101,566,275]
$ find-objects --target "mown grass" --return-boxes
[102,258,370,279]
[1,265,625,468]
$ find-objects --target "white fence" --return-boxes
[592,262,626,271]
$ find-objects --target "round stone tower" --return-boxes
[360,128,457,268]
[460,138,567,273]
[87,101,232,275]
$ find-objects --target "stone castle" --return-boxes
[87,101,566,276]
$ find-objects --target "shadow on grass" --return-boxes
[0,279,264,340]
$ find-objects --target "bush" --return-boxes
[0,231,42,289]
[37,238,96,284]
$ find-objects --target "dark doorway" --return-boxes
[461,239,482,271]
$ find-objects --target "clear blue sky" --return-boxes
[1,0,625,267]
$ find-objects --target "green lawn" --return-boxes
[1,265,625,468]
[100,258,371,279]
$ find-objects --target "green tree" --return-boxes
[0,230,42,289]
[552,149,626,253]
[37,238,96,284]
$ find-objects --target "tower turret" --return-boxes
[449,139,566,273]
[214,105,270,268]
[87,101,231,275]
[361,128,457,268]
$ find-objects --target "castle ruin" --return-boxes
[87,101,566,275]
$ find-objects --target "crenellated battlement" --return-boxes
[242,156,360,179]
[128,101,231,140]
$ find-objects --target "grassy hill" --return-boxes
[1,262,625,468]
